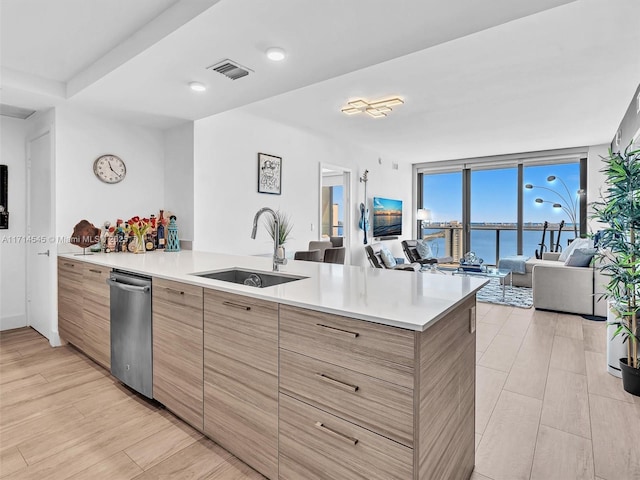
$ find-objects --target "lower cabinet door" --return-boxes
[279,393,413,480]
[82,264,110,369]
[203,290,278,479]
[152,278,204,430]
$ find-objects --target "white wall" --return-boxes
[194,110,412,266]
[586,143,609,234]
[55,106,166,252]
[164,122,194,244]
[0,116,28,330]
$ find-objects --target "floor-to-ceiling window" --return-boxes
[470,167,518,265]
[417,153,585,265]
[523,163,581,255]
[420,171,463,261]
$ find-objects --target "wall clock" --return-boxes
[93,154,126,184]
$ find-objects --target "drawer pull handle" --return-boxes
[89,269,102,274]
[223,301,251,311]
[316,323,359,338]
[63,262,74,267]
[316,373,359,393]
[166,287,185,295]
[314,422,358,446]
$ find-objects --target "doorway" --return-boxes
[319,164,351,264]
[26,128,56,344]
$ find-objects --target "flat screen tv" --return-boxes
[373,197,403,237]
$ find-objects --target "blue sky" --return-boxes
[423,163,580,224]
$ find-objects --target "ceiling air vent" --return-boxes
[1,104,36,120]
[207,59,252,80]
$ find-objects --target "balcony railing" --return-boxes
[421,223,578,265]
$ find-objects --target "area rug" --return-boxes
[476,277,533,309]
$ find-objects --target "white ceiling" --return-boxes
[1,0,638,162]
[243,0,640,162]
[1,0,179,81]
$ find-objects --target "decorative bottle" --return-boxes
[157,210,166,249]
[115,219,125,253]
[145,214,156,251]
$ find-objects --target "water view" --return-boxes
[421,162,582,264]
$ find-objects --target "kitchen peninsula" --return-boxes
[58,250,486,480]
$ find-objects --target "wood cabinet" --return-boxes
[58,259,110,369]
[59,255,477,480]
[152,277,204,430]
[57,258,84,350]
[279,349,414,447]
[203,289,278,480]
[279,297,477,480]
[280,305,415,388]
[279,393,413,480]
[82,264,110,369]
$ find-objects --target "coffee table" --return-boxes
[423,266,513,300]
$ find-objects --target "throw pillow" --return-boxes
[380,247,397,268]
[416,240,433,259]
[565,248,597,267]
[558,237,591,262]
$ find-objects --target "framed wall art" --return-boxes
[258,152,282,195]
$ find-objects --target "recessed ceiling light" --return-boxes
[266,47,286,61]
[189,81,206,92]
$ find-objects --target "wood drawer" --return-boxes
[280,305,415,389]
[153,278,204,330]
[280,349,414,447]
[204,289,278,380]
[58,258,83,275]
[279,393,413,480]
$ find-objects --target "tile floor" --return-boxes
[472,303,640,480]
[1,303,640,479]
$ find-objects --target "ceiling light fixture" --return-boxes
[189,81,207,92]
[341,97,404,118]
[266,47,286,61]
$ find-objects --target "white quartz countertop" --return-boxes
[59,250,488,331]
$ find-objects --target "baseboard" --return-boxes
[49,330,62,347]
[0,313,27,331]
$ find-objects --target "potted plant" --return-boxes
[592,143,640,396]
[264,209,293,257]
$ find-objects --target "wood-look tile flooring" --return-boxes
[472,304,640,480]
[1,305,639,479]
[0,328,264,480]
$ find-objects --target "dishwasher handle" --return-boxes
[106,278,151,293]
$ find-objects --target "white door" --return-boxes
[27,131,53,340]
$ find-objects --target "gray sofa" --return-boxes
[530,252,607,316]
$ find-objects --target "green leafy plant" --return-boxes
[591,143,640,370]
[264,209,293,245]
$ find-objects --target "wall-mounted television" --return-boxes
[373,197,402,237]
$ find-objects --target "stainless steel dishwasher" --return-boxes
[107,270,153,399]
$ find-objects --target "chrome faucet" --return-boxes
[251,207,287,271]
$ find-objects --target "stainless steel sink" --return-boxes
[191,269,306,288]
